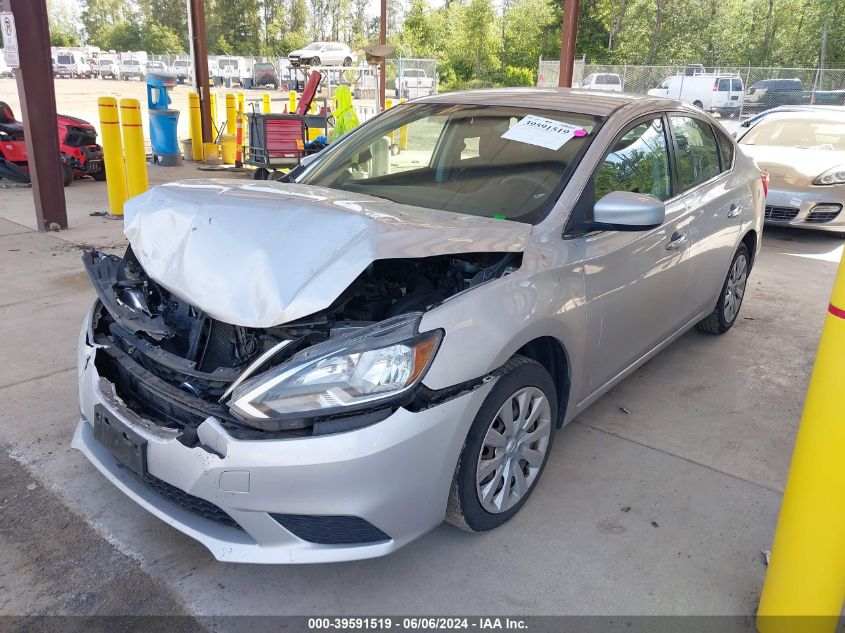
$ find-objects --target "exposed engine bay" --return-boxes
[83,248,520,436]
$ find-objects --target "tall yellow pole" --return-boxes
[96,97,127,216]
[188,91,203,162]
[289,90,297,114]
[210,91,217,130]
[262,93,271,114]
[399,98,408,150]
[757,253,845,633]
[119,99,148,199]
[226,93,237,135]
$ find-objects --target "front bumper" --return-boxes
[763,186,845,232]
[72,315,494,563]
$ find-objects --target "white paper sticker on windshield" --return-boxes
[500,115,587,150]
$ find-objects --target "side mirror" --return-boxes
[592,191,665,231]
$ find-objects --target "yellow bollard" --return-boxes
[757,252,845,633]
[96,96,127,216]
[188,91,203,162]
[385,99,395,144]
[119,99,148,199]
[210,91,217,130]
[399,99,408,150]
[289,90,297,114]
[262,93,271,114]
[226,93,237,136]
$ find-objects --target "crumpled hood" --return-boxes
[124,179,530,328]
[740,145,845,186]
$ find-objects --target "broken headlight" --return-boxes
[229,313,441,421]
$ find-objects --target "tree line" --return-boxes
[49,0,845,89]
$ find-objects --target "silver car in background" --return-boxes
[737,108,845,232]
[73,90,764,563]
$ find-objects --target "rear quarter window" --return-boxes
[714,128,735,171]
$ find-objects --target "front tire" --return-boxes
[343,57,352,67]
[696,243,750,335]
[311,57,321,67]
[446,356,557,532]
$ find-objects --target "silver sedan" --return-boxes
[74,90,764,563]
[736,108,845,233]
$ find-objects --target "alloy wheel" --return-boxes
[475,386,552,514]
[724,253,748,323]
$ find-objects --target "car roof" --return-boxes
[415,88,689,117]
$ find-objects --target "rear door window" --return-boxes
[670,116,721,190]
[731,78,743,92]
[717,79,731,91]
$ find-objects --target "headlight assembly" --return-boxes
[230,313,441,423]
[814,166,845,186]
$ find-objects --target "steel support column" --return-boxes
[5,0,67,230]
[379,0,387,111]
[558,0,580,88]
[188,0,212,143]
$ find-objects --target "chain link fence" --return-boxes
[538,58,845,93]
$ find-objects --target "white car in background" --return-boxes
[737,108,845,232]
[288,42,357,67]
[170,59,193,83]
[119,59,145,81]
[146,60,167,75]
[578,73,622,91]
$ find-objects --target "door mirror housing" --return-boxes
[592,191,666,231]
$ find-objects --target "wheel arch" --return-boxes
[741,229,758,269]
[514,336,571,428]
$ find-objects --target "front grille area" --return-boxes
[806,206,842,224]
[270,513,390,545]
[126,468,243,530]
[765,205,799,222]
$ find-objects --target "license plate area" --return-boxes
[92,404,148,476]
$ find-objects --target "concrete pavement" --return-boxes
[0,167,841,619]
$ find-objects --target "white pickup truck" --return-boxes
[395,69,435,99]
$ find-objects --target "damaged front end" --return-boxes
[82,248,520,438]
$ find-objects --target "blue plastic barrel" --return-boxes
[149,109,180,156]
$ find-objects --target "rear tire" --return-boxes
[446,356,557,532]
[253,167,270,180]
[696,243,750,335]
[61,160,73,187]
[693,100,704,108]
[92,169,107,182]
[343,57,352,67]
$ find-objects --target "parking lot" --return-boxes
[0,151,840,621]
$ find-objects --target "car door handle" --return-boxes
[727,203,741,218]
[666,231,688,250]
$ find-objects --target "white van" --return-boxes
[215,56,246,85]
[648,74,744,117]
[55,50,93,78]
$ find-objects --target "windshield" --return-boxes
[175,61,189,67]
[305,43,323,50]
[299,103,602,224]
[741,117,845,150]
[255,63,274,72]
[58,54,73,64]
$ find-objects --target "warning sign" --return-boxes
[1,12,19,69]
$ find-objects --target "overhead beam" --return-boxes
[5,0,67,230]
[558,0,580,88]
[188,0,212,143]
